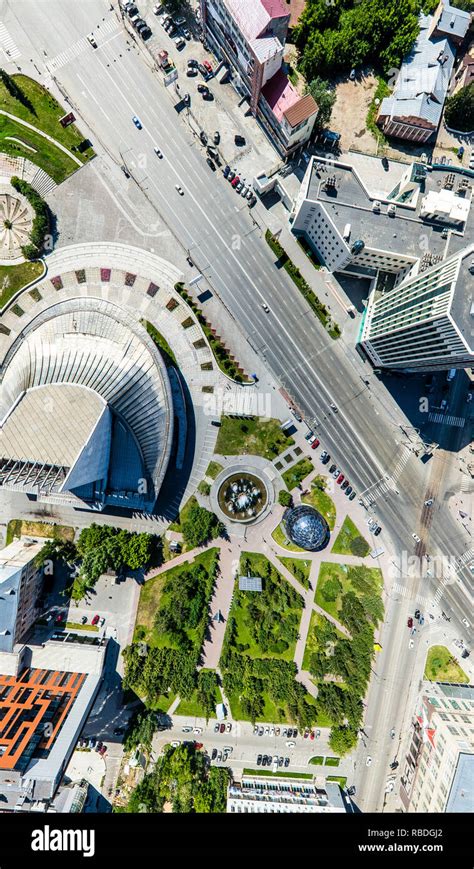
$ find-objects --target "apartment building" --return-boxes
[400,682,474,813]
[200,0,318,157]
[227,775,348,813]
[0,538,44,653]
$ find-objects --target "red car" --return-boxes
[203,59,213,73]
[336,473,344,484]
[91,614,100,626]
[219,723,225,733]
[311,438,320,449]
[310,731,315,740]
[231,176,240,188]
[407,617,413,628]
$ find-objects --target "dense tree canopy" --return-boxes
[294,0,426,81]
[181,503,223,548]
[444,85,474,133]
[306,77,336,129]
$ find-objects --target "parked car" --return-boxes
[336,474,344,484]
[139,25,152,39]
[257,754,262,765]
[249,194,257,207]
[182,27,191,40]
[81,615,88,624]
[55,613,64,624]
[217,751,222,761]
[374,526,382,536]
[187,58,199,67]
[412,533,421,544]
[87,33,98,48]
[286,741,295,748]
[311,438,320,449]
[92,614,100,626]
[175,36,185,49]
[175,184,184,195]
[95,741,103,752]
[203,59,213,73]
[315,729,321,739]
[199,130,208,145]
[213,131,220,145]
[226,722,232,732]
[345,486,352,496]
[231,176,240,188]
[329,463,337,474]
[348,490,356,500]
[99,617,105,627]
[183,93,190,106]
[214,723,219,732]
[198,83,209,93]
[219,723,225,733]
[366,756,372,766]
[186,67,197,76]
[235,134,245,145]
[206,157,216,171]
[223,165,230,178]
[278,757,284,767]
[341,479,349,490]
[407,617,413,628]
[228,170,235,182]
[241,185,249,197]
[235,180,244,192]
[212,748,217,760]
[203,90,214,101]
[332,467,341,479]
[284,757,290,767]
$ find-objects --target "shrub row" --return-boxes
[265,231,340,339]
[10,176,50,260]
[174,282,248,382]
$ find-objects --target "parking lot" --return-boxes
[123,0,280,185]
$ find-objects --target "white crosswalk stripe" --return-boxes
[46,19,120,73]
[428,412,465,428]
[391,582,408,597]
[0,22,21,60]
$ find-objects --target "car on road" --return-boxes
[336,473,344,485]
[91,614,100,626]
[412,533,421,543]
[366,756,372,766]
[219,723,225,733]
[347,785,356,796]
[154,146,163,158]
[286,741,295,748]
[311,438,320,449]
[211,748,217,760]
[87,33,98,48]
[132,115,142,129]
[175,184,184,195]
[206,157,216,171]
[462,618,470,628]
[257,754,262,765]
[409,639,415,649]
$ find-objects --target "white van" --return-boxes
[446,369,456,382]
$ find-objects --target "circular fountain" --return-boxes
[217,471,268,523]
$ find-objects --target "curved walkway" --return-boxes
[0,109,83,167]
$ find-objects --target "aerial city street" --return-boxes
[0,0,472,833]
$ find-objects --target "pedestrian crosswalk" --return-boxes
[428,412,465,428]
[46,19,120,73]
[0,22,21,60]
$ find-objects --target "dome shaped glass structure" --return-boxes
[282,504,329,551]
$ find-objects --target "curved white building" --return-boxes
[0,298,173,511]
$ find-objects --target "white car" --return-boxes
[171,740,181,747]
[99,617,105,627]
[366,756,372,767]
[261,301,270,313]
[153,3,163,13]
[412,533,421,543]
[270,727,275,736]
[409,639,415,649]
[193,727,202,734]
[286,741,295,748]
[462,618,470,628]
[385,781,395,793]
[175,36,186,50]
[87,33,98,48]
[175,184,184,195]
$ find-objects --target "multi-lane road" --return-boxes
[1,0,472,812]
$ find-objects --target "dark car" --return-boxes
[187,58,199,67]
[219,723,225,733]
[213,131,220,145]
[121,164,130,178]
[95,740,103,752]
[345,486,353,496]
[211,748,217,760]
[374,525,382,536]
[321,453,330,464]
[140,27,152,39]
[390,761,399,771]
[228,170,235,182]
[200,130,208,145]
[197,83,209,93]
[348,490,356,500]
[235,134,246,146]
[257,754,262,765]
[183,93,190,106]
[186,68,198,76]
[341,479,349,490]
[381,156,389,171]
[113,727,124,735]
[407,617,413,628]
[81,615,88,624]
[202,91,214,101]
[414,609,420,619]
[206,157,216,171]
[249,194,257,207]
[284,757,290,767]
[462,649,470,659]
[223,165,230,178]
[329,464,337,474]
[55,613,64,624]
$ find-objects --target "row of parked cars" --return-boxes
[223,166,257,205]
[257,755,290,768]
[214,721,232,733]
[78,736,107,756]
[211,746,232,762]
[319,451,357,502]
[122,1,153,40]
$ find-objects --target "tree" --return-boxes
[181,503,222,548]
[444,84,474,133]
[0,69,35,112]
[328,724,359,755]
[278,489,292,507]
[350,535,370,557]
[320,576,342,602]
[306,77,336,129]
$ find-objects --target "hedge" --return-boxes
[265,231,340,339]
[10,176,50,260]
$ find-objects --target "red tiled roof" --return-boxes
[261,0,289,19]
[283,92,318,127]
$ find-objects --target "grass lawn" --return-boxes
[133,548,219,649]
[215,416,294,459]
[243,769,314,779]
[232,551,304,661]
[324,756,340,767]
[277,556,312,589]
[205,460,223,479]
[272,523,305,552]
[332,515,370,556]
[6,518,75,544]
[0,74,94,180]
[66,622,98,632]
[0,261,44,309]
[327,776,347,788]
[0,116,80,183]
[424,645,468,684]
[303,482,336,530]
[302,611,345,671]
[168,495,197,536]
[175,670,222,718]
[282,457,313,490]
[309,756,324,765]
[314,563,350,620]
